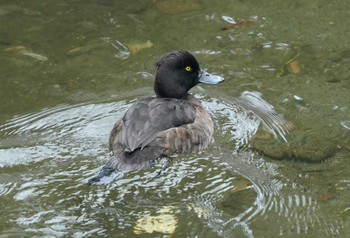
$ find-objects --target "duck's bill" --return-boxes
[198,70,224,84]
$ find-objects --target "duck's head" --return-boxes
[154,51,224,99]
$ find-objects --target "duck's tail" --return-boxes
[87,167,117,185]
[87,147,163,185]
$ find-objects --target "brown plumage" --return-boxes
[89,51,223,183]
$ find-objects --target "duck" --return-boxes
[89,50,224,183]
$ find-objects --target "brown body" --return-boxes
[107,94,213,171]
[88,51,223,183]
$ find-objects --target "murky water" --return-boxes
[1,0,349,237]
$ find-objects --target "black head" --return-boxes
[154,51,224,99]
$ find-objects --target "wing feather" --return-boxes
[117,97,196,152]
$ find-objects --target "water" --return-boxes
[1,0,350,237]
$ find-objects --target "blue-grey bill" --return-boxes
[198,70,224,84]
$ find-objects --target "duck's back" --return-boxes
[107,95,214,171]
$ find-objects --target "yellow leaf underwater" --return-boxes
[133,206,177,235]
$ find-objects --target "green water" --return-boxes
[0,0,349,237]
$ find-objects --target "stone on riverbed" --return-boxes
[252,129,340,162]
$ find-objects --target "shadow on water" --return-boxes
[0,90,345,237]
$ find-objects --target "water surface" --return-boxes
[1,0,349,237]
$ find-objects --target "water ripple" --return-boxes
[0,94,345,237]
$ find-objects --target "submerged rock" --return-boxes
[252,129,340,162]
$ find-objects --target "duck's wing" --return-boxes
[108,118,123,151]
[116,97,196,152]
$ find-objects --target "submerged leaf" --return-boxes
[134,206,177,235]
[127,40,153,55]
[5,45,48,61]
[22,52,48,61]
[287,60,301,74]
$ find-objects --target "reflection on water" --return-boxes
[0,94,346,237]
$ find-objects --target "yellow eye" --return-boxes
[185,66,192,72]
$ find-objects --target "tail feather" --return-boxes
[88,146,163,185]
[87,167,116,185]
